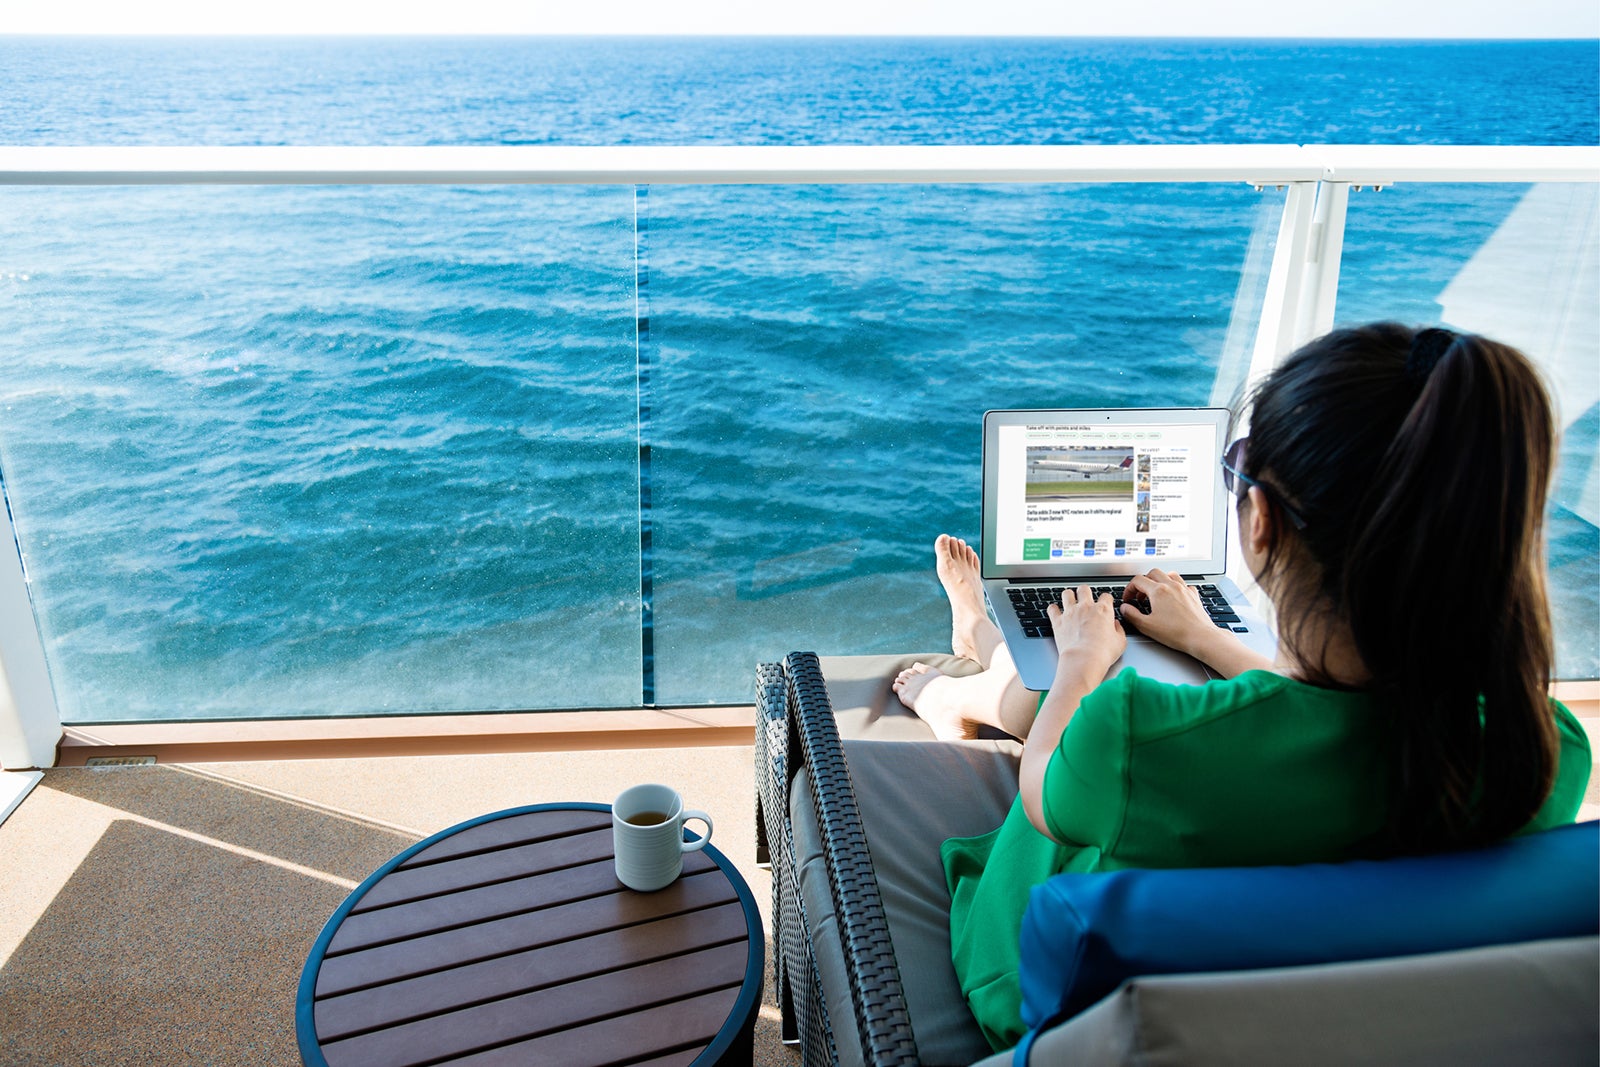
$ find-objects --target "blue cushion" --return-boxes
[1017,820,1600,1030]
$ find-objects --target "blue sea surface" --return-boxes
[0,37,1595,718]
[4,37,1595,147]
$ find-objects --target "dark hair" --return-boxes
[1240,322,1559,853]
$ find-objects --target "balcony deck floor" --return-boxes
[0,746,795,1067]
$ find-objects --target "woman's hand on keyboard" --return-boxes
[1123,570,1216,657]
[1046,584,1127,683]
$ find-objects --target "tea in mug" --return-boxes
[627,810,672,826]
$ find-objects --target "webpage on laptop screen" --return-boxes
[994,421,1218,566]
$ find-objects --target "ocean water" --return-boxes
[0,37,1595,719]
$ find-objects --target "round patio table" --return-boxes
[297,802,764,1067]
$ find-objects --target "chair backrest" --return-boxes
[1017,819,1600,1030]
[1013,936,1600,1067]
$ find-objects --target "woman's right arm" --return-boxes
[1123,569,1275,679]
[1019,586,1127,842]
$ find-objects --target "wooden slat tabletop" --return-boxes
[298,805,763,1067]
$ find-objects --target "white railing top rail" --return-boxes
[0,144,1596,186]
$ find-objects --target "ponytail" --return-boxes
[1244,324,1559,852]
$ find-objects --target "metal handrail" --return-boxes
[1,144,1596,186]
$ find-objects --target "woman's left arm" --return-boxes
[1019,586,1127,842]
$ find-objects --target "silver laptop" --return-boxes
[981,407,1278,690]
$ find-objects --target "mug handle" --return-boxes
[680,810,713,852]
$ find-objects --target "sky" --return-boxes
[1,0,1597,38]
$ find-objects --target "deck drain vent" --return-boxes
[85,755,157,769]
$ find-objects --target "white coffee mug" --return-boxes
[612,783,713,892]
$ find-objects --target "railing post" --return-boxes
[1297,180,1351,343]
[0,486,60,770]
[1241,181,1318,397]
[1226,179,1350,601]
[1242,178,1353,377]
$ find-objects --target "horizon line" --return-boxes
[2,32,1598,42]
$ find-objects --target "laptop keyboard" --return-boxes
[1006,583,1248,638]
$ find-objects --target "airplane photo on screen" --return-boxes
[1025,447,1136,502]
[1030,453,1135,477]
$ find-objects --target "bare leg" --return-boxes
[892,645,1039,742]
[935,534,1004,669]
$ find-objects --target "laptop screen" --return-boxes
[981,408,1232,580]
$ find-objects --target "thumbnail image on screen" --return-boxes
[1024,446,1135,503]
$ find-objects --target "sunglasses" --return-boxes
[1221,437,1309,531]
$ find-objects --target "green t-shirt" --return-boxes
[940,667,1594,1051]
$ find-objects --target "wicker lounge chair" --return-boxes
[755,651,1600,1067]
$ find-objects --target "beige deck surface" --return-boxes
[0,746,797,1067]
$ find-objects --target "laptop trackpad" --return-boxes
[1112,638,1216,684]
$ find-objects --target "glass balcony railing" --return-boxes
[0,147,1593,740]
[0,184,642,718]
[644,182,1279,703]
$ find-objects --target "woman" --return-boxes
[893,323,1593,1051]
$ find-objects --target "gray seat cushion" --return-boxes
[791,736,1022,1066]
[969,936,1600,1067]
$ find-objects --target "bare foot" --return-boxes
[892,662,980,740]
[935,534,992,664]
